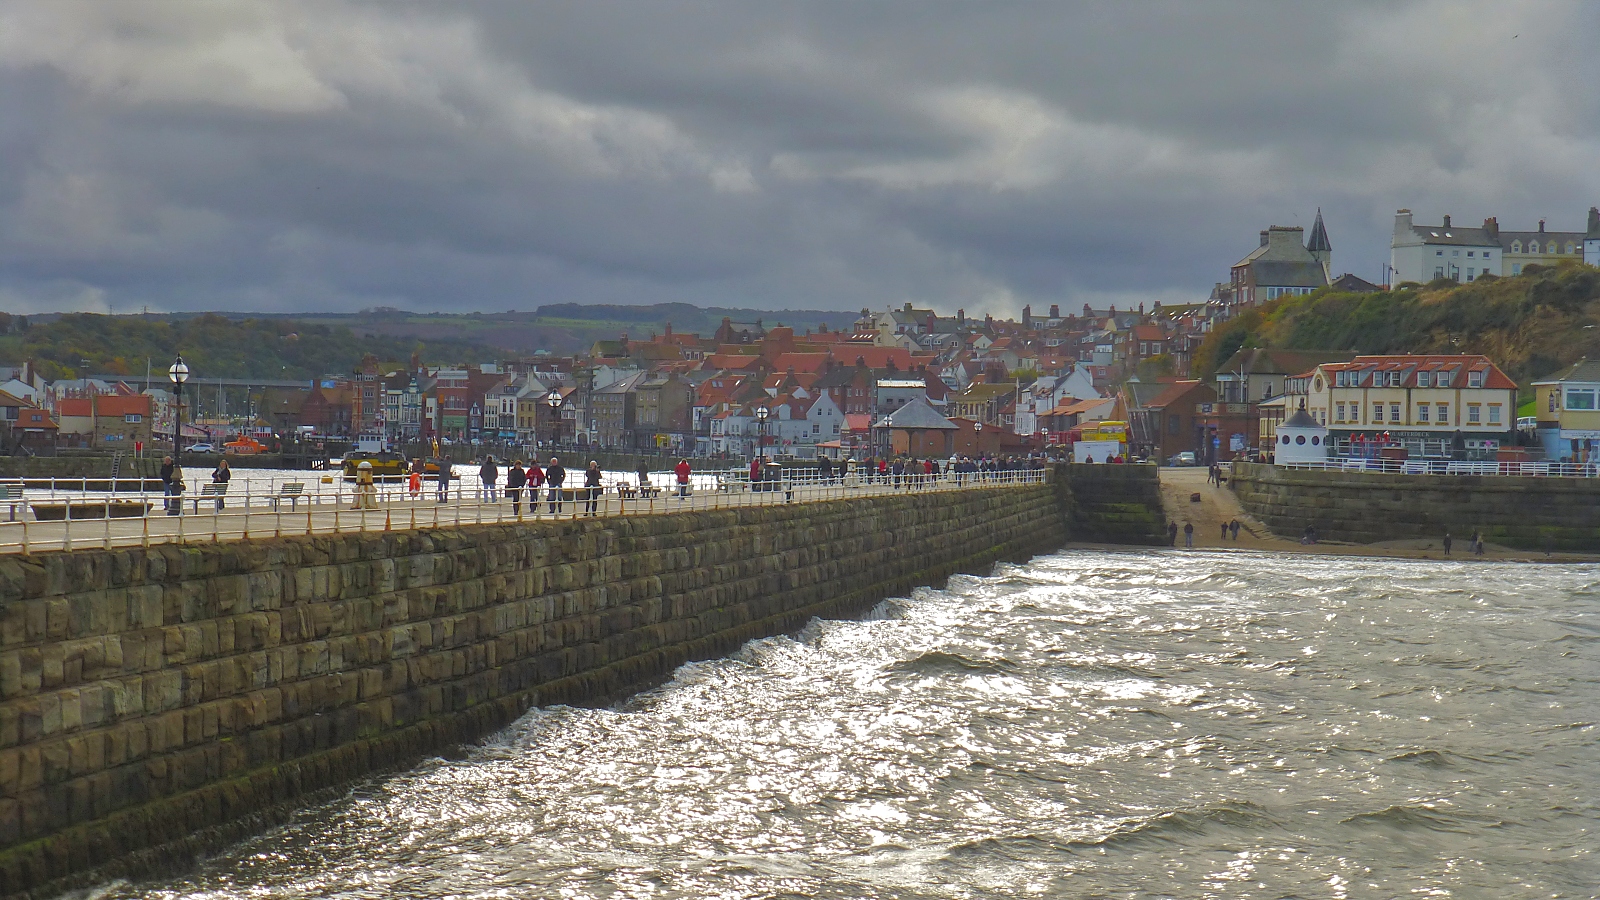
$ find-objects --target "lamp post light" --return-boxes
[168,355,190,455]
[545,388,565,448]
[754,403,770,461]
[973,421,983,456]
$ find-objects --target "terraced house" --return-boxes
[1304,355,1516,457]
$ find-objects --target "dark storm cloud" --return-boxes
[1,1,1596,316]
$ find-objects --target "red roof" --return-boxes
[1131,325,1167,342]
[1320,355,1516,390]
[770,353,831,374]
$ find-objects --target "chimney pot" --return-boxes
[1539,219,1546,233]
[1260,230,1269,247]
[1442,214,1451,229]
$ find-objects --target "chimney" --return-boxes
[1539,219,1546,233]
[1588,206,1600,236]
[957,308,965,325]
[903,302,914,312]
[1083,303,1092,317]
[1442,214,1451,229]
[1022,305,1032,328]
[1260,230,1269,247]
[1394,209,1414,241]
[1049,304,1059,319]
[1138,302,1145,315]
[1482,217,1498,241]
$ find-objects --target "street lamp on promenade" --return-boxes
[168,355,189,455]
[754,403,770,460]
[545,388,565,447]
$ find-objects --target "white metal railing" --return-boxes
[0,468,1050,556]
[1248,458,1600,477]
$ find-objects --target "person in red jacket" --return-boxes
[749,455,762,490]
[675,458,692,499]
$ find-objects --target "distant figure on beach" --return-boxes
[1229,519,1240,540]
[1300,524,1318,545]
[1220,522,1229,541]
[1167,520,1179,547]
[1443,532,1452,555]
[1473,531,1486,556]
[1183,522,1194,548]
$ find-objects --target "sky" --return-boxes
[1,1,1597,319]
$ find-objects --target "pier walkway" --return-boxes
[0,470,1049,555]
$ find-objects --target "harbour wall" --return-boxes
[1229,462,1600,551]
[0,469,1157,896]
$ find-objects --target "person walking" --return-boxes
[506,459,527,516]
[1167,520,1178,547]
[674,458,692,499]
[479,455,499,502]
[527,459,545,510]
[211,458,231,510]
[1474,532,1486,557]
[1220,522,1229,541]
[891,457,904,490]
[1443,531,1453,556]
[408,458,423,499]
[160,455,178,514]
[818,455,833,485]
[749,456,763,491]
[1229,519,1240,541]
[583,460,603,516]
[435,458,452,503]
[546,457,567,514]
[1183,522,1194,548]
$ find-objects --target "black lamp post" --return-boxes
[545,388,565,447]
[754,403,770,460]
[168,355,189,455]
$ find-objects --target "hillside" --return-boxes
[1192,263,1600,386]
[0,313,498,382]
[283,304,863,357]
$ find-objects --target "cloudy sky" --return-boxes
[2,1,1597,318]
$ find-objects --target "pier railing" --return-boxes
[0,468,1049,555]
[1260,458,1600,477]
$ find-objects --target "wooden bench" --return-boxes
[271,482,306,510]
[618,484,664,501]
[194,483,229,512]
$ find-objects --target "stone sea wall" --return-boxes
[0,479,1079,896]
[1230,462,1600,550]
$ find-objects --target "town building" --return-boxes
[1304,355,1516,458]
[1532,357,1600,462]
[1389,208,1595,283]
[1585,207,1600,267]
[1218,215,1332,313]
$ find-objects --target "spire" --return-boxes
[1306,208,1332,253]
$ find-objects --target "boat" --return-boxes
[223,436,269,455]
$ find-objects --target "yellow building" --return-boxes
[1532,358,1600,461]
[1304,355,1516,458]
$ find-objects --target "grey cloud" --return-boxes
[1,0,1597,317]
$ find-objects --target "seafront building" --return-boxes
[1532,357,1600,462]
[1389,207,1597,284]
[1302,355,1517,457]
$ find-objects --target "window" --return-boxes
[1566,243,1575,254]
[1336,403,1346,422]
[1468,404,1481,424]
[1452,250,1460,256]
[1336,371,1347,387]
[1567,389,1597,410]
[123,414,142,423]
[1390,371,1402,387]
[1436,250,1444,256]
[1373,403,1383,422]
[1467,251,1475,258]
[1467,268,1475,280]
[1390,403,1401,422]
[1418,404,1430,423]
[1435,267,1445,280]
[1513,263,1522,275]
[1511,241,1522,253]
[1437,402,1449,423]
[1417,371,1431,388]
[1468,370,1484,388]
[1488,405,1501,424]
[1436,371,1451,388]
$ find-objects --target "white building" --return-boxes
[1586,206,1600,267]
[1389,211,1500,285]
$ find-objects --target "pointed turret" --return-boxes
[1307,207,1332,280]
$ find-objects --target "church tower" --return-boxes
[1306,208,1333,281]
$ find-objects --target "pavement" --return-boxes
[0,474,1044,555]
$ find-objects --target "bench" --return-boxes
[271,482,306,510]
[715,475,747,492]
[617,484,664,501]
[194,483,229,512]
[1,483,23,521]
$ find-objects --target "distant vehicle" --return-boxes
[187,443,216,453]
[224,436,268,455]
[1167,451,1197,467]
[1517,416,1538,434]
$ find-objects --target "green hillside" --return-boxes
[1192,263,1600,385]
[0,313,497,382]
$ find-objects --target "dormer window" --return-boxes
[1417,371,1431,388]
[1468,370,1484,388]
[1511,241,1522,252]
[1437,371,1451,388]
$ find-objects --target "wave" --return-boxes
[886,650,1018,677]
[1340,803,1503,833]
[1383,749,1457,768]
[944,801,1282,861]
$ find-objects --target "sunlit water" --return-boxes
[88,550,1598,898]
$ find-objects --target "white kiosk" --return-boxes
[1274,405,1328,465]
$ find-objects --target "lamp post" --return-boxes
[168,355,189,455]
[974,421,983,457]
[545,388,565,448]
[754,403,770,461]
